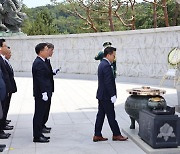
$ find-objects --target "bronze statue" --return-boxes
[0,0,26,32]
[0,3,8,31]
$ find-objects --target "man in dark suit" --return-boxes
[32,43,53,143]
[0,68,6,153]
[3,47,17,125]
[41,43,59,134]
[0,39,12,139]
[0,68,6,103]
[93,47,128,142]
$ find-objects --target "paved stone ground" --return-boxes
[0,74,179,154]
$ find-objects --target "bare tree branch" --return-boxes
[67,0,98,32]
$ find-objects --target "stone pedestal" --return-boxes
[0,31,27,37]
[139,110,180,148]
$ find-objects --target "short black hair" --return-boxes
[0,39,6,47]
[35,43,47,55]
[104,47,116,57]
[47,43,54,49]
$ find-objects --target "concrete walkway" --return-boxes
[0,74,179,154]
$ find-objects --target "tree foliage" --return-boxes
[22,8,58,35]
[21,0,180,35]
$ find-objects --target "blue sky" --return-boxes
[23,0,63,8]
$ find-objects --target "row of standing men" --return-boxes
[0,38,17,151]
[0,40,128,147]
[0,40,59,148]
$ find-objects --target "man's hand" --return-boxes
[53,68,60,75]
[42,92,48,101]
[111,95,116,103]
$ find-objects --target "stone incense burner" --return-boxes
[125,86,167,129]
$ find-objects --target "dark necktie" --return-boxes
[45,59,52,71]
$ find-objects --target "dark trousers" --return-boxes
[0,95,8,131]
[0,101,4,132]
[33,97,49,138]
[42,98,51,127]
[94,100,121,136]
[0,101,4,134]
[3,93,12,121]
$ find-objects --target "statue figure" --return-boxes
[0,0,26,32]
[0,3,8,31]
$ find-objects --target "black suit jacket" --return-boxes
[32,57,53,98]
[96,59,117,101]
[0,56,12,93]
[0,68,6,101]
[45,59,54,92]
[4,60,17,93]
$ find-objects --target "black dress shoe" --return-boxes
[44,126,51,130]
[0,131,11,136]
[3,125,13,130]
[42,135,50,140]
[0,144,6,152]
[6,124,13,127]
[0,133,10,139]
[33,137,49,143]
[7,133,11,136]
[42,128,50,133]
[6,120,11,123]
[6,121,10,125]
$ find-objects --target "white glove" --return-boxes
[53,68,60,75]
[42,92,48,101]
[111,95,117,103]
